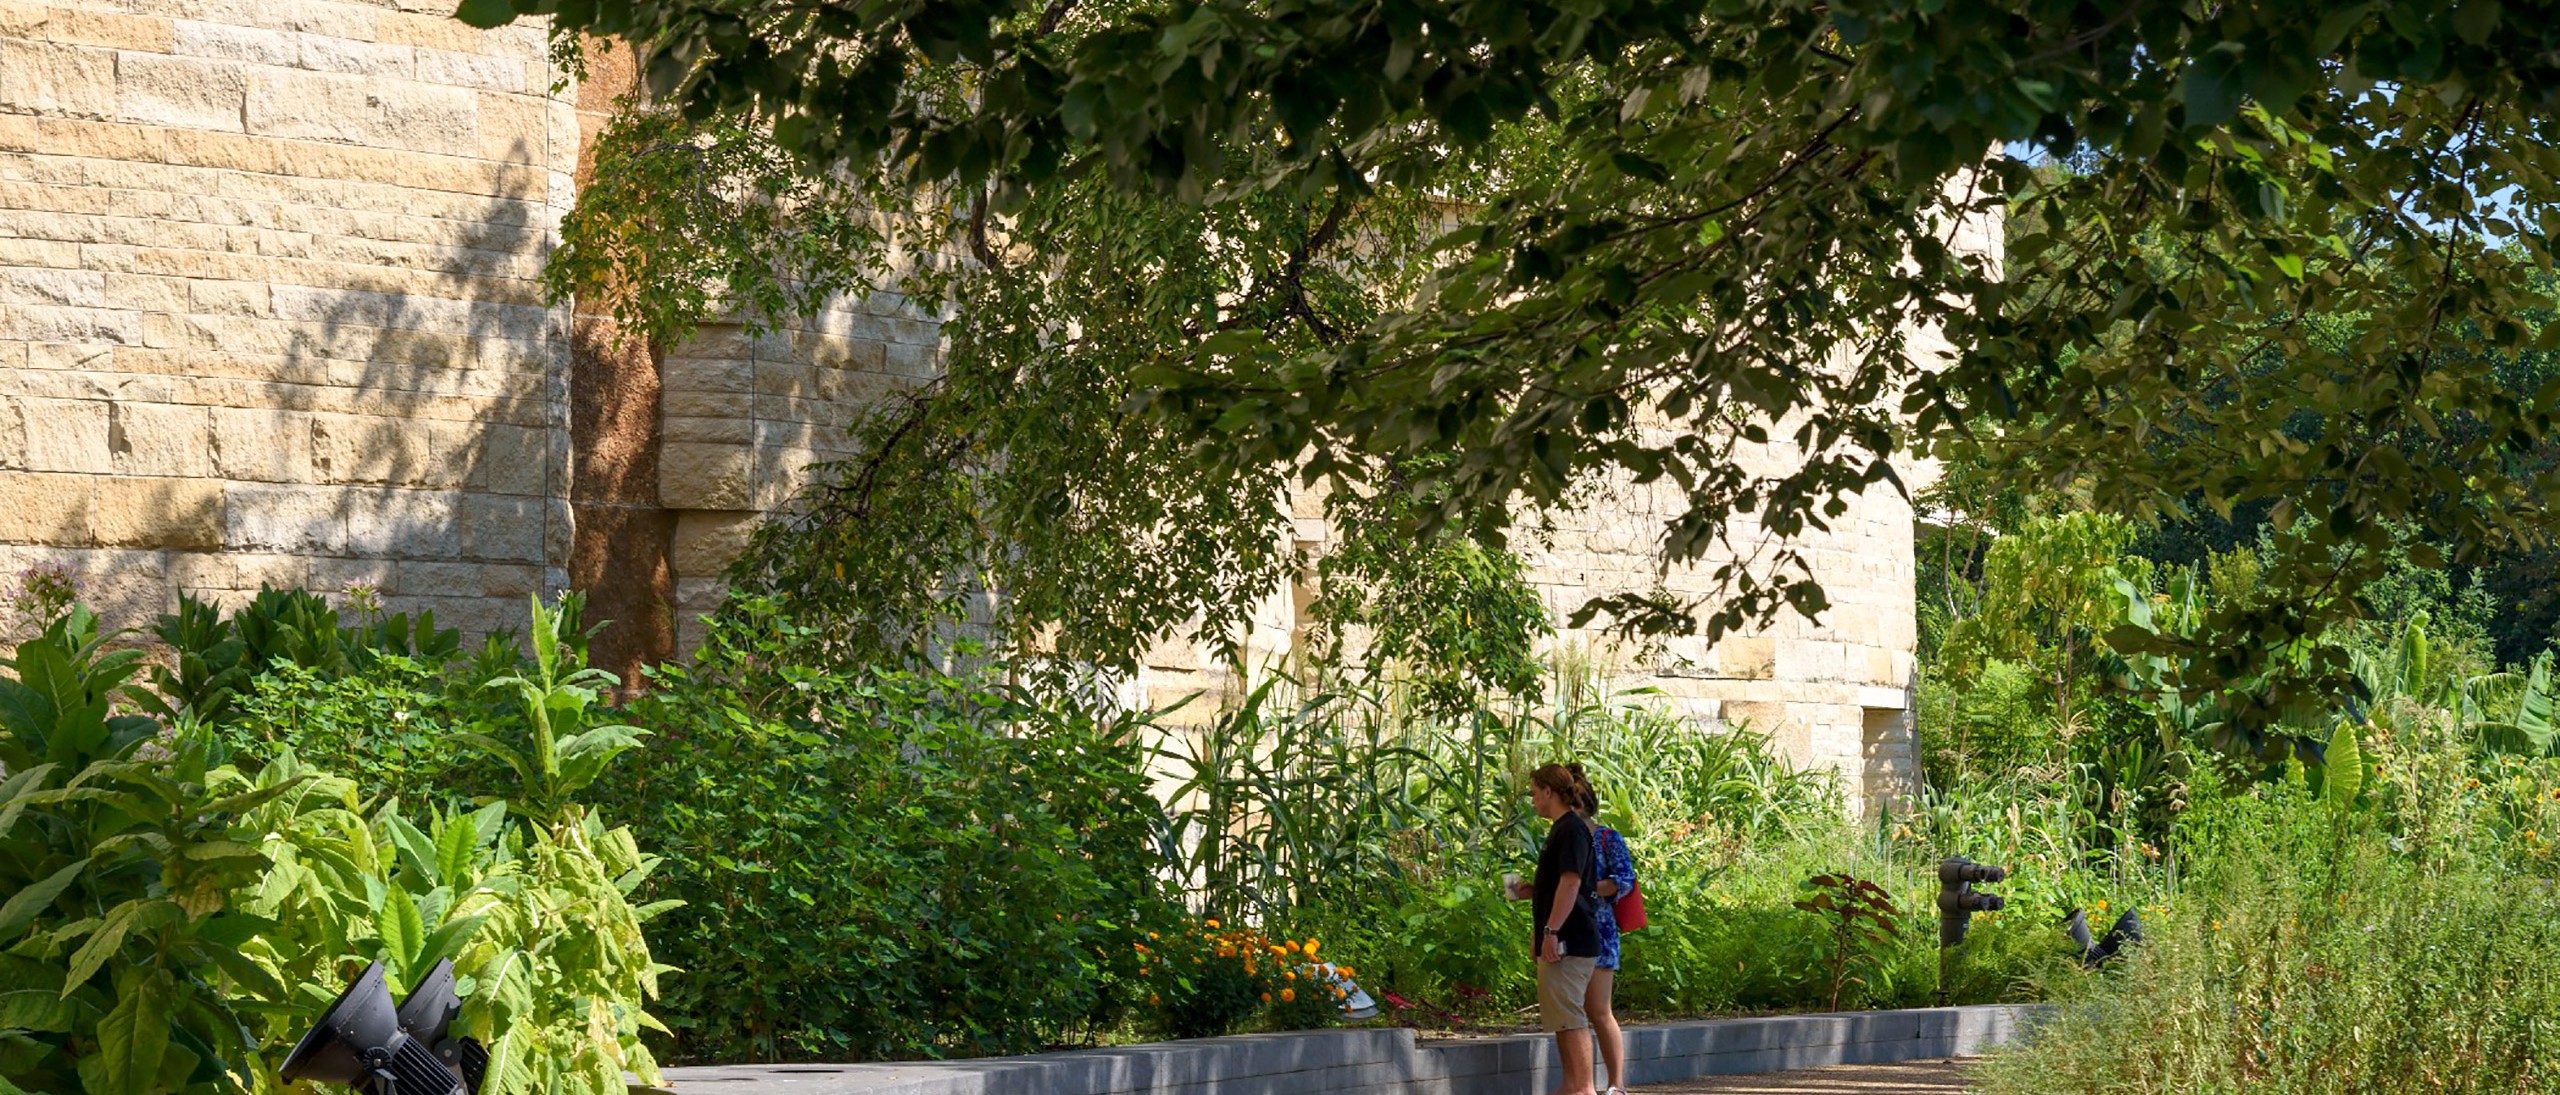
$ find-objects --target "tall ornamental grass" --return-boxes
[1979,710,2560,1095]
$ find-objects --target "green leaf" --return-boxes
[62,899,149,996]
[416,914,487,973]
[0,859,86,940]
[384,813,439,884]
[200,944,287,1004]
[2325,721,2364,809]
[0,763,59,838]
[437,814,483,885]
[2181,42,2249,128]
[93,975,169,1095]
[378,889,426,978]
[0,986,75,1033]
[452,0,519,28]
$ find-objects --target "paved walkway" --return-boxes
[1635,1057,1973,1093]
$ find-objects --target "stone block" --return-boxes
[346,489,461,558]
[21,398,110,473]
[308,556,395,595]
[167,19,297,66]
[661,414,751,444]
[189,279,270,316]
[0,471,90,543]
[460,494,544,562]
[166,550,233,594]
[108,402,211,477]
[477,563,541,596]
[225,554,308,596]
[0,395,21,470]
[312,413,432,486]
[90,476,223,550]
[657,442,751,510]
[374,10,479,52]
[1715,636,1775,680]
[300,36,416,79]
[468,422,548,495]
[224,483,345,553]
[0,40,116,117]
[394,560,484,597]
[116,51,249,132]
[669,510,759,577]
[244,68,477,158]
[210,406,314,482]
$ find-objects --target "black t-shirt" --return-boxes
[1532,810,1601,957]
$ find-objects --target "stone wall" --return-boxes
[0,0,577,637]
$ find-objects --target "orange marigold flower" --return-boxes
[1281,988,1296,1003]
[1261,993,1273,1004]
[1205,919,1221,929]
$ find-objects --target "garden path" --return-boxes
[1634,1057,1973,1093]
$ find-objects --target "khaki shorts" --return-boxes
[1536,956,1598,1032]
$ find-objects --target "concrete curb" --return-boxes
[645,1004,2045,1094]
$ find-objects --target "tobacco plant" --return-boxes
[0,609,306,1094]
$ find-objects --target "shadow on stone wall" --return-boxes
[0,136,581,655]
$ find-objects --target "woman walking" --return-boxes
[1510,764,1602,1095]
[1576,765,1637,1095]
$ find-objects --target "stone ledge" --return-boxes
[644,1005,2044,1095]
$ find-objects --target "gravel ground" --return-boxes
[1630,1057,1975,1093]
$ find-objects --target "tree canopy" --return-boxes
[482,0,2560,737]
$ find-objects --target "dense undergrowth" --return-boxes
[10,508,2558,1089]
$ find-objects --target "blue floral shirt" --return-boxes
[1587,824,1637,970]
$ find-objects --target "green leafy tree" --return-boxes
[470,0,2560,716]
[1943,512,2152,734]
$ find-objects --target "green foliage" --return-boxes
[463,596,647,823]
[0,593,668,1094]
[1159,664,1837,930]
[491,0,2560,715]
[1977,754,2560,1095]
[1309,473,1554,714]
[598,600,1172,1063]
[1942,513,2152,733]
[0,609,299,1095]
[1791,873,1901,1012]
[222,755,672,1095]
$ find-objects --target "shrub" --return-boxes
[601,600,1173,1062]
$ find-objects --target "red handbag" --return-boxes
[1614,879,1648,932]
[1602,827,1646,932]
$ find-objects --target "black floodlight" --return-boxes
[1935,856,2007,948]
[396,959,489,1093]
[282,960,482,1095]
[2065,907,2144,968]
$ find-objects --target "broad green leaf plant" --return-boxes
[0,599,670,1095]
[0,609,301,1095]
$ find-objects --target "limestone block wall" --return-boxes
[1510,446,1926,819]
[654,295,943,654]
[0,0,578,639]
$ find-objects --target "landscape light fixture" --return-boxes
[2064,906,2144,969]
[280,959,486,1095]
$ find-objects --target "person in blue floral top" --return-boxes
[1573,765,1638,1095]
